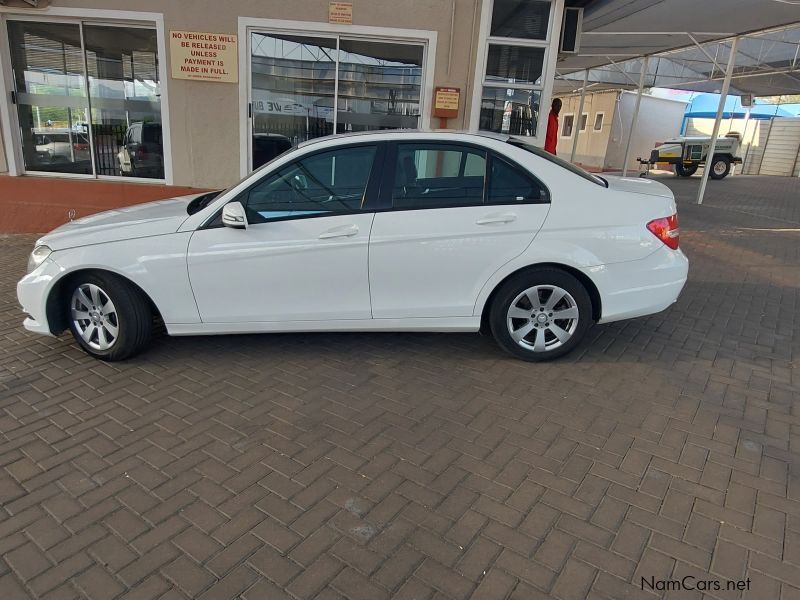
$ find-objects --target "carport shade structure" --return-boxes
[554,0,800,204]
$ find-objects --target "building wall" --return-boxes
[605,92,686,172]
[554,90,617,170]
[0,0,486,189]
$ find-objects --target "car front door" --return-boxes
[187,143,382,323]
[368,142,551,318]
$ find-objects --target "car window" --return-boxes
[489,156,548,204]
[392,144,487,209]
[243,145,376,222]
[509,139,607,187]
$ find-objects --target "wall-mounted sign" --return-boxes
[329,2,353,24]
[433,87,460,119]
[170,30,238,83]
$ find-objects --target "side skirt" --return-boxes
[165,317,481,336]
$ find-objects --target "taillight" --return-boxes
[647,214,680,250]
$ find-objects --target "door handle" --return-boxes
[476,213,517,225]
[319,224,359,239]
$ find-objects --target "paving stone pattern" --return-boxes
[0,174,798,599]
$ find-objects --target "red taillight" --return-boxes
[647,214,680,250]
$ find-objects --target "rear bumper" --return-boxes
[583,246,688,324]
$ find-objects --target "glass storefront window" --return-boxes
[84,25,163,178]
[6,20,163,179]
[336,39,422,134]
[250,33,337,157]
[490,0,551,39]
[485,45,544,86]
[479,87,540,137]
[7,22,92,175]
[249,32,424,170]
[478,0,552,140]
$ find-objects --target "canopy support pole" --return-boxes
[570,69,589,163]
[622,56,649,177]
[697,37,739,205]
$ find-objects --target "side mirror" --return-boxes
[222,201,248,229]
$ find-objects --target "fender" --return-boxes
[45,232,201,326]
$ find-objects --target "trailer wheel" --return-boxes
[674,163,698,177]
[709,155,731,180]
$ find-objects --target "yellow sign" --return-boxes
[170,30,238,83]
[329,2,353,24]
[434,88,460,112]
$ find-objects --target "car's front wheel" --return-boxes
[489,268,592,361]
[66,273,152,360]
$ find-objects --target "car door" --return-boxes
[368,142,550,318]
[187,143,382,323]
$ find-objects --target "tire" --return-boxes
[708,155,731,179]
[489,268,592,362]
[65,272,152,361]
[674,163,698,177]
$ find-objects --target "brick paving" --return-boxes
[0,174,798,599]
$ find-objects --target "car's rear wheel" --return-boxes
[66,273,152,361]
[489,268,592,361]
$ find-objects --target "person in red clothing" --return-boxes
[544,97,561,155]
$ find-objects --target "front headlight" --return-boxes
[27,245,52,273]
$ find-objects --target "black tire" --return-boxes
[489,268,592,362]
[65,272,152,361]
[708,155,731,180]
[674,163,698,177]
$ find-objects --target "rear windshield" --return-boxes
[509,140,607,187]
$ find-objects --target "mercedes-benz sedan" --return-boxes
[18,131,688,362]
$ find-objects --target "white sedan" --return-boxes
[17,131,688,362]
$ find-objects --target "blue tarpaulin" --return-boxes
[683,94,798,120]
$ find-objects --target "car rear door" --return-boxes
[368,142,551,319]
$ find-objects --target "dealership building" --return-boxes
[0,0,579,225]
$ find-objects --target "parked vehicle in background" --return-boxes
[18,131,688,362]
[648,133,742,179]
[34,128,91,164]
[117,122,164,178]
[252,133,293,169]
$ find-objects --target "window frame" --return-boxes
[593,111,605,132]
[378,140,550,211]
[0,10,172,183]
[204,141,387,228]
[561,113,575,138]
[579,113,589,132]
[469,0,562,145]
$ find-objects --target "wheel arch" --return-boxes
[479,263,602,333]
[45,268,163,335]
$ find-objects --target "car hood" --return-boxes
[38,194,203,251]
[602,175,674,199]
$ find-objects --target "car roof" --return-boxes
[297,129,513,148]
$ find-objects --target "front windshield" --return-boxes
[509,139,607,187]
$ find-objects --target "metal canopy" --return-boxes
[555,0,800,96]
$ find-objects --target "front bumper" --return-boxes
[582,246,689,324]
[17,257,63,336]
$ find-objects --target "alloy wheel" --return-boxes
[506,285,580,352]
[71,283,119,351]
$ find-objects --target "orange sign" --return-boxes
[329,2,353,24]
[433,87,460,118]
[170,31,238,83]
